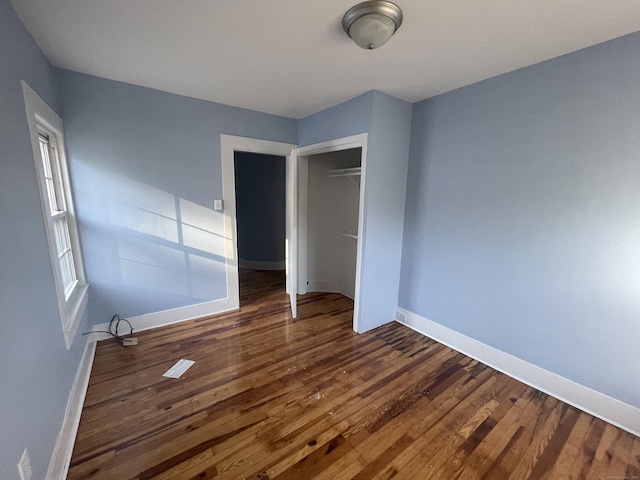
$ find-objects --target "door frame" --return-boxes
[220,134,297,310]
[297,133,368,332]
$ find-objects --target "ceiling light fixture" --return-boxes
[342,0,403,50]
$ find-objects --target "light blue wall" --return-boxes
[235,152,286,264]
[358,92,412,331]
[55,70,297,324]
[297,92,373,147]
[399,32,640,408]
[0,0,89,477]
[298,91,412,332]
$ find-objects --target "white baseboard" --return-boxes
[239,259,285,271]
[92,297,237,340]
[396,307,640,438]
[46,337,96,480]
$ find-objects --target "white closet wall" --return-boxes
[306,148,361,299]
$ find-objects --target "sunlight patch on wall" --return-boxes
[77,164,231,304]
[188,254,227,299]
[107,175,179,242]
[109,200,179,243]
[118,238,189,296]
[180,198,226,257]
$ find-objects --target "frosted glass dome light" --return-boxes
[342,1,403,50]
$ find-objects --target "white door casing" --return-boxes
[296,133,368,332]
[220,135,297,315]
[286,148,298,318]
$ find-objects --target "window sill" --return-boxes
[62,283,89,349]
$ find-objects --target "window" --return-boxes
[22,81,88,348]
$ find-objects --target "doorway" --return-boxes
[220,135,297,317]
[220,133,367,326]
[303,148,361,298]
[297,134,368,332]
[234,151,286,303]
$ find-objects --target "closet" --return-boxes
[303,147,362,300]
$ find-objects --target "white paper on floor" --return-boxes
[163,359,195,378]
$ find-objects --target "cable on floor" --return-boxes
[83,314,134,346]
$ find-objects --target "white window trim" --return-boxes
[22,81,89,349]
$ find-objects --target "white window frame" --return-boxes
[22,81,88,349]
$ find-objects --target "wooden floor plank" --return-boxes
[68,269,639,479]
[587,422,635,480]
[626,436,640,479]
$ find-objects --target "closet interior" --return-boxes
[304,147,362,300]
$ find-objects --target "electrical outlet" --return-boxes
[396,310,407,323]
[17,449,32,480]
[122,337,138,346]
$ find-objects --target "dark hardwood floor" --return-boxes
[68,269,640,479]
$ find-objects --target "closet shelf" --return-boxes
[328,167,361,178]
[334,230,358,240]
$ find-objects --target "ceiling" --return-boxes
[10,0,640,119]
